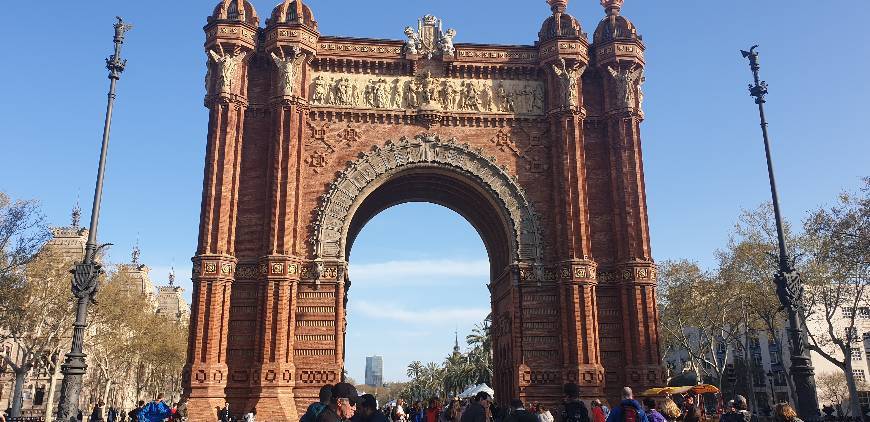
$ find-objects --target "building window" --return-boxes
[774,370,788,386]
[853,369,866,382]
[844,307,856,318]
[859,392,870,410]
[847,327,859,342]
[753,369,767,387]
[752,352,764,367]
[860,307,870,319]
[853,347,863,360]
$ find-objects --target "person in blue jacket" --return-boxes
[138,393,172,422]
[605,388,649,422]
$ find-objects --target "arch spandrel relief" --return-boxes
[311,135,545,267]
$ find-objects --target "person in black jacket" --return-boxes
[503,399,538,422]
[460,392,492,422]
[317,382,359,422]
[562,383,591,422]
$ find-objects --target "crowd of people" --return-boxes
[297,382,807,422]
[75,394,187,422]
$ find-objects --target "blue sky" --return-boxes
[1,1,868,382]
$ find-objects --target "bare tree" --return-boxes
[803,180,870,418]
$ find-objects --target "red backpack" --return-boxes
[622,404,639,422]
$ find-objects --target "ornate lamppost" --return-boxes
[741,45,819,419]
[55,17,132,422]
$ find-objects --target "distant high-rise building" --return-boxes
[365,356,383,387]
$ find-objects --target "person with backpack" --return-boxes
[128,401,145,422]
[302,384,334,422]
[643,399,666,422]
[503,399,538,422]
[138,393,172,422]
[605,387,649,422]
[561,383,590,422]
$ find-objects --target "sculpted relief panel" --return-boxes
[309,72,545,116]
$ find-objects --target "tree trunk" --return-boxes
[844,356,863,418]
[101,379,112,419]
[44,357,63,419]
[11,365,28,417]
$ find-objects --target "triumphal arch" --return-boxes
[184,0,664,419]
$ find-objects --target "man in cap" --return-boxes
[318,382,359,422]
[460,391,491,422]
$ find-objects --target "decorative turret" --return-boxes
[593,0,641,45]
[209,0,260,26]
[539,0,585,42]
[267,0,318,29]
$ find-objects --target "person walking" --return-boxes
[128,401,145,422]
[659,399,680,422]
[175,397,189,422]
[679,395,700,422]
[90,402,105,422]
[353,394,390,422]
[534,404,553,422]
[317,382,360,422]
[243,408,256,422]
[642,399,666,422]
[425,398,442,422]
[139,393,172,422]
[561,383,590,422]
[605,387,649,422]
[219,402,232,422]
[460,392,492,422]
[591,401,606,422]
[732,396,751,422]
[503,399,538,422]
[303,384,335,422]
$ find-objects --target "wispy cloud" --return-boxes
[352,300,489,325]
[348,259,489,286]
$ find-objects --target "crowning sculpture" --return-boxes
[185,0,663,419]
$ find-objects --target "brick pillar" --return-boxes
[185,78,248,422]
[244,32,316,417]
[184,8,257,418]
[541,36,605,397]
[594,17,667,392]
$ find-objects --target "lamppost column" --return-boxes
[741,45,819,420]
[55,17,131,422]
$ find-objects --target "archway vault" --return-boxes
[311,135,544,275]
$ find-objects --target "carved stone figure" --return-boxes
[607,64,643,108]
[406,79,421,108]
[391,79,403,108]
[312,76,329,104]
[403,26,420,55]
[420,71,439,105]
[439,28,457,56]
[461,81,481,111]
[336,78,354,106]
[374,78,389,108]
[271,46,305,97]
[208,46,245,94]
[442,80,460,110]
[552,58,583,108]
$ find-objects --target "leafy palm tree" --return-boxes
[466,315,493,384]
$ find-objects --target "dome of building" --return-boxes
[209,0,260,26]
[268,0,318,29]
[539,14,584,41]
[539,0,584,41]
[593,0,641,44]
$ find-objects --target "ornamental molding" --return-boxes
[311,135,544,266]
[309,71,545,116]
